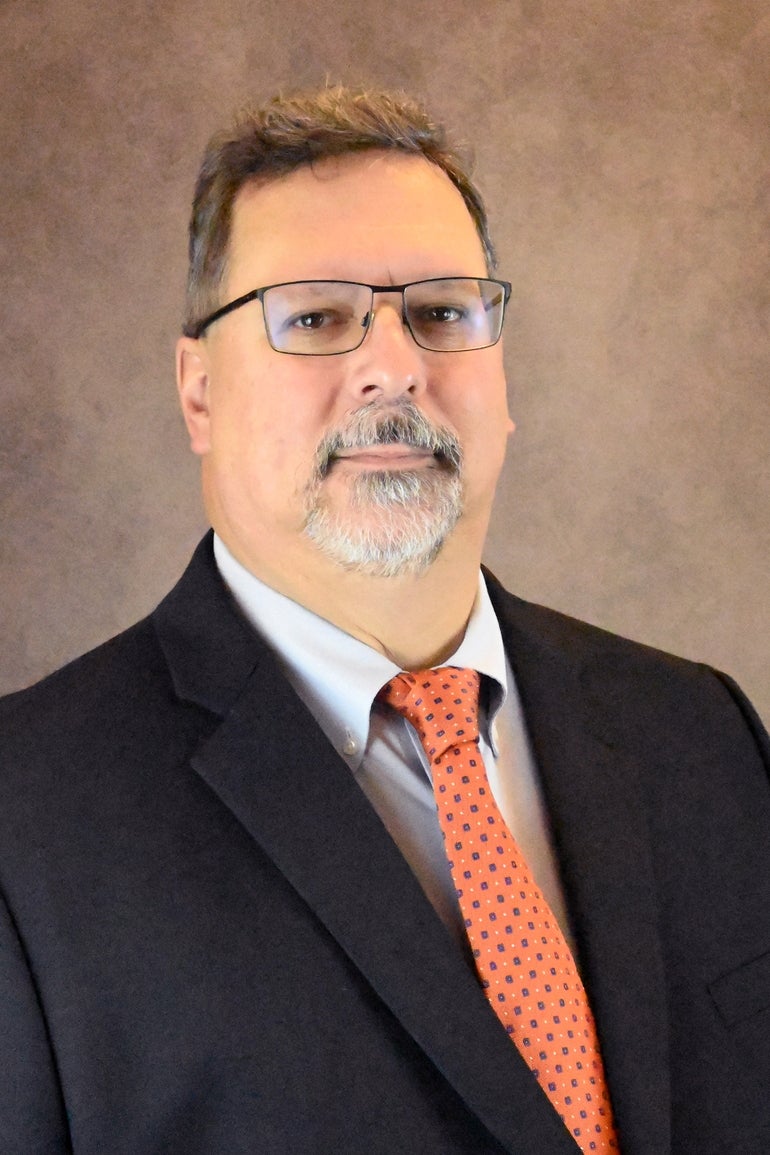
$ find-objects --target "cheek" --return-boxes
[438,358,510,442]
[442,365,511,487]
[214,382,333,502]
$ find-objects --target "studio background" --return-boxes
[2,1,768,721]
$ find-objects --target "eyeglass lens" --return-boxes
[262,279,507,355]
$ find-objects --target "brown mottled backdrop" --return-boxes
[1,1,768,720]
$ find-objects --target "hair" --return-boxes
[182,84,496,337]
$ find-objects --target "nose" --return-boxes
[344,300,428,402]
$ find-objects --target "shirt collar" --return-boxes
[213,534,508,767]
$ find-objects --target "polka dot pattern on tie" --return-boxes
[381,667,620,1154]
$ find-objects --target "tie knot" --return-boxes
[380,666,481,763]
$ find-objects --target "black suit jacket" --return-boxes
[1,534,769,1154]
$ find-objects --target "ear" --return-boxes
[176,336,211,455]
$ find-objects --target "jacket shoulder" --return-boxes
[482,567,770,763]
[0,615,165,734]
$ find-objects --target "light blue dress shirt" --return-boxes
[213,535,574,954]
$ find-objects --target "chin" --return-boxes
[303,472,463,577]
[302,458,464,576]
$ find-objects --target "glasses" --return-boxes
[189,277,511,354]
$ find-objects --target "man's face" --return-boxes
[177,151,513,585]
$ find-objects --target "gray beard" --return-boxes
[302,402,464,577]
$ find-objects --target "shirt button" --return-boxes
[342,731,358,756]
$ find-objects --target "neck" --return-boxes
[219,519,487,671]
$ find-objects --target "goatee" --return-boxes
[302,400,463,577]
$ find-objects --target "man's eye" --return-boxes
[290,311,333,331]
[282,306,355,333]
[418,304,467,324]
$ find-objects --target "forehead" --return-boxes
[225,151,487,293]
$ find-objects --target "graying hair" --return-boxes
[183,85,496,337]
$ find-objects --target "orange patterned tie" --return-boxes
[381,667,619,1153]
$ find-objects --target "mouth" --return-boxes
[331,445,437,470]
[314,400,463,481]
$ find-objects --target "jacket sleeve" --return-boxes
[0,887,71,1153]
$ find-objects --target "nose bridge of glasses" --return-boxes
[361,284,410,338]
[370,283,407,315]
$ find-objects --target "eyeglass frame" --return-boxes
[187,276,512,353]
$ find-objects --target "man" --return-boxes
[1,87,769,1155]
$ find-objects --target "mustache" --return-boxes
[314,401,462,479]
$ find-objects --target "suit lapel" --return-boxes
[154,538,579,1154]
[155,538,671,1152]
[189,667,581,1154]
[486,573,672,1154]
